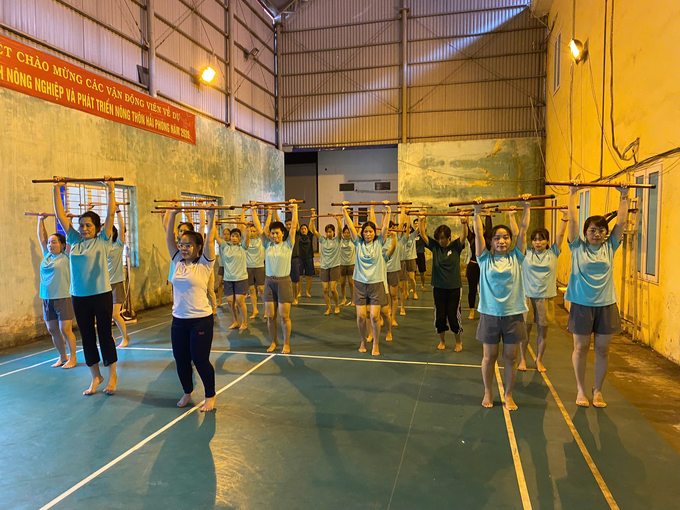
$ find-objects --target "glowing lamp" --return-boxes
[569,39,588,63]
[201,66,216,83]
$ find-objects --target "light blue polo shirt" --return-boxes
[264,236,293,277]
[565,236,620,306]
[404,230,418,260]
[340,238,355,266]
[40,251,71,300]
[478,246,528,317]
[246,236,265,268]
[66,226,112,297]
[319,236,341,269]
[219,236,248,282]
[108,239,125,284]
[384,237,402,273]
[522,244,561,299]
[353,236,385,284]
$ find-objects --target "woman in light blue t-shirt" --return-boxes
[36,214,77,369]
[474,197,531,411]
[566,183,630,409]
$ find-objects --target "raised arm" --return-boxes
[52,181,72,233]
[334,215,341,238]
[459,217,469,244]
[214,224,225,245]
[516,196,531,255]
[261,209,272,243]
[507,207,519,238]
[611,185,630,243]
[380,203,391,240]
[166,210,180,257]
[473,199,485,258]
[418,215,429,244]
[37,214,49,253]
[115,206,126,242]
[204,210,216,260]
[308,210,319,237]
[554,209,569,249]
[271,207,281,223]
[290,200,299,247]
[369,205,376,225]
[342,203,358,241]
[385,232,398,258]
[567,184,579,243]
[102,177,116,239]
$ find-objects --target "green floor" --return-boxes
[1,283,680,510]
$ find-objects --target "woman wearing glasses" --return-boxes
[566,183,629,408]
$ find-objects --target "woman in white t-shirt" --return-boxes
[166,208,217,412]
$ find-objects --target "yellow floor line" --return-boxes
[527,345,620,510]
[494,363,533,510]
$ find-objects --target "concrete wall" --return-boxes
[546,0,680,363]
[0,86,284,349]
[317,148,398,220]
[398,138,545,248]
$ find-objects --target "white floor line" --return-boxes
[292,302,435,310]
[0,319,172,378]
[38,354,275,510]
[0,348,55,366]
[527,345,620,510]
[123,346,485,368]
[494,363,532,510]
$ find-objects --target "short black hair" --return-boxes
[530,228,550,242]
[178,222,195,232]
[179,231,204,259]
[325,224,335,233]
[50,233,67,249]
[342,225,350,233]
[433,224,451,241]
[583,215,609,237]
[111,225,119,243]
[490,224,513,241]
[360,221,378,240]
[269,221,285,233]
[79,211,101,232]
[230,228,242,236]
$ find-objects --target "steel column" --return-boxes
[400,5,409,144]
[147,0,157,97]
[276,22,283,150]
[228,0,236,130]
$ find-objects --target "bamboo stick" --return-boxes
[79,202,130,207]
[154,198,217,203]
[545,181,655,189]
[24,212,77,217]
[495,206,571,211]
[448,194,555,207]
[155,205,236,210]
[331,201,412,206]
[246,200,305,205]
[32,177,124,183]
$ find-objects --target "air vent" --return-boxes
[339,183,355,192]
[375,182,391,191]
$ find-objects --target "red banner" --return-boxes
[0,34,196,144]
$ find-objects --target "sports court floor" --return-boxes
[2,283,680,510]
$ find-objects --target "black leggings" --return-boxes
[71,292,116,367]
[171,315,216,398]
[433,287,463,334]
[465,262,480,309]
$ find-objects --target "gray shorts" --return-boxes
[340,265,354,277]
[524,297,555,326]
[476,313,527,345]
[224,279,249,297]
[387,271,400,288]
[263,276,294,304]
[320,266,341,283]
[568,303,621,336]
[399,261,408,281]
[111,282,125,304]
[404,259,417,273]
[353,281,388,307]
[247,266,265,287]
[43,298,75,322]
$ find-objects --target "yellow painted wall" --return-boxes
[545,0,680,362]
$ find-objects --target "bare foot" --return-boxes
[52,358,67,368]
[104,373,118,395]
[212,307,217,315]
[437,341,446,350]
[468,310,475,320]
[263,314,269,319]
[391,320,398,327]
[367,333,373,343]
[292,299,298,305]
[358,343,367,353]
[340,299,346,306]
[201,396,217,412]
[482,392,493,408]
[592,389,607,408]
[83,375,104,396]
[239,323,248,331]
[229,322,240,330]
[421,285,426,291]
[414,293,418,300]
[249,312,259,319]
[324,308,331,315]
[518,359,527,371]
[334,306,340,314]
[177,393,193,407]
[386,332,392,342]
[62,357,77,369]
[505,394,518,411]
[576,394,590,407]
[536,360,547,373]
[372,347,380,356]
[400,309,406,316]
[306,293,312,298]
[453,341,463,352]
[281,344,291,354]
[118,336,130,348]
[267,340,279,352]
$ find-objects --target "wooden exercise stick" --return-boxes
[302,214,342,218]
[448,194,555,207]
[331,201,412,206]
[79,202,130,207]
[155,205,236,210]
[154,198,217,203]
[24,212,77,217]
[32,177,124,183]
[545,181,655,189]
[495,206,571,211]
[246,200,305,206]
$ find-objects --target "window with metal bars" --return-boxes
[62,183,138,267]
[178,192,223,234]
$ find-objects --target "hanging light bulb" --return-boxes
[201,66,216,83]
[569,39,587,63]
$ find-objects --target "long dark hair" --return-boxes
[50,233,67,250]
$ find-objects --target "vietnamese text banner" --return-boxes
[0,34,196,144]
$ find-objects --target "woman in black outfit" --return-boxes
[465,215,493,320]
